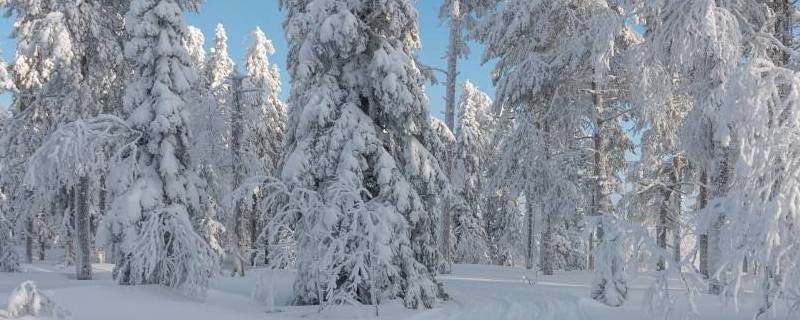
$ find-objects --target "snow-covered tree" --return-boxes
[107,0,218,297]
[0,0,74,265]
[183,25,230,272]
[192,24,234,222]
[3,0,131,280]
[184,26,206,71]
[475,0,634,305]
[452,81,491,264]
[275,0,448,308]
[206,23,234,92]
[0,63,19,270]
[238,27,286,266]
[629,0,766,298]
[0,52,11,94]
[429,117,456,271]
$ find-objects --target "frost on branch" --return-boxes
[24,115,138,195]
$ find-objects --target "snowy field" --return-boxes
[0,262,778,320]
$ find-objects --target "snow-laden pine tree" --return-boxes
[193,23,234,203]
[239,27,286,266]
[107,0,218,297]
[0,52,11,94]
[429,117,456,271]
[476,0,635,305]
[182,25,233,271]
[452,81,491,264]
[629,0,766,297]
[672,1,800,317]
[199,22,234,233]
[180,24,228,264]
[6,0,131,280]
[206,23,235,92]
[0,0,74,265]
[0,53,20,272]
[184,26,206,71]
[243,28,285,178]
[276,0,448,308]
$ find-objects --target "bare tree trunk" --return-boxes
[251,193,261,266]
[96,176,107,263]
[64,187,75,267]
[25,217,33,263]
[698,170,709,278]
[657,196,668,271]
[445,0,460,131]
[525,196,535,270]
[37,214,46,261]
[440,0,461,274]
[672,156,683,266]
[540,209,553,275]
[230,76,246,277]
[75,176,93,280]
[539,122,554,275]
[588,232,594,270]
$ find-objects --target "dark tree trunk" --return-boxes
[75,176,93,280]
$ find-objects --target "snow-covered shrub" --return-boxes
[0,248,21,272]
[5,281,70,319]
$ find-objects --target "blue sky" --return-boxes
[0,1,495,121]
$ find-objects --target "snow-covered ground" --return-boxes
[0,262,780,319]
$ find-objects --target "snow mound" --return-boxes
[4,281,70,319]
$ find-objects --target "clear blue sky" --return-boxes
[0,1,495,121]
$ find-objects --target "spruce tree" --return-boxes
[277,0,448,308]
[109,0,217,297]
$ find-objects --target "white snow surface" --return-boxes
[0,263,774,319]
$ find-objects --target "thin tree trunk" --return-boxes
[25,217,33,263]
[672,156,683,266]
[445,0,460,131]
[708,148,731,295]
[441,0,461,274]
[590,81,627,307]
[698,170,709,278]
[37,214,46,261]
[540,208,553,275]
[588,232,594,270]
[539,122,554,275]
[657,194,668,271]
[74,176,93,280]
[96,175,107,263]
[230,76,246,277]
[64,187,75,267]
[525,196,535,270]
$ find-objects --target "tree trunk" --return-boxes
[440,0,461,274]
[231,76,246,277]
[590,81,627,307]
[525,196,535,270]
[672,156,683,266]
[540,208,554,275]
[445,0,460,131]
[37,214,46,261]
[657,195,668,271]
[25,217,33,263]
[74,176,93,280]
[539,122,554,275]
[698,170,709,278]
[97,176,107,263]
[767,0,791,66]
